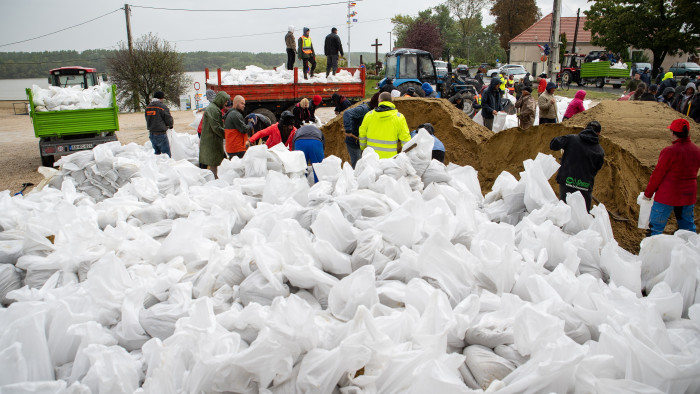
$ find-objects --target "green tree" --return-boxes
[107,33,190,111]
[447,0,489,61]
[584,0,700,76]
[559,33,568,64]
[470,24,507,64]
[489,0,540,60]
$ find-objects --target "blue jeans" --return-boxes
[150,132,171,157]
[649,201,696,236]
[346,141,362,168]
[294,139,324,182]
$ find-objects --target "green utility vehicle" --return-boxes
[27,67,119,167]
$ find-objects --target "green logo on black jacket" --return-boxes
[565,177,591,191]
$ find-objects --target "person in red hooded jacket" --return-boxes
[249,110,297,150]
[643,119,700,235]
[563,90,587,120]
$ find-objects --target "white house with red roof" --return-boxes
[509,14,693,76]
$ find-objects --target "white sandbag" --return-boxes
[465,326,514,348]
[601,241,642,296]
[463,344,516,390]
[0,264,22,304]
[513,303,565,356]
[238,270,290,306]
[310,203,356,254]
[327,265,378,321]
[492,112,508,132]
[637,192,653,229]
[493,344,529,367]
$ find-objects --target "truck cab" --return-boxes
[378,48,442,97]
[48,66,99,88]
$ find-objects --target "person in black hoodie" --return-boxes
[324,27,344,77]
[332,93,352,114]
[550,121,605,211]
[481,77,504,131]
[145,91,174,157]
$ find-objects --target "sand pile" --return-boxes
[322,97,491,166]
[562,101,698,167]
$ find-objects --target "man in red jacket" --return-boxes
[643,119,700,235]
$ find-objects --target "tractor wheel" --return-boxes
[252,107,276,124]
[41,154,55,168]
[562,71,572,86]
[596,78,605,89]
[398,82,425,97]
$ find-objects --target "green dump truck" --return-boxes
[26,81,119,167]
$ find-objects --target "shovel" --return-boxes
[14,182,34,196]
[592,195,629,222]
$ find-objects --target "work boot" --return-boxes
[304,73,308,80]
[310,71,314,78]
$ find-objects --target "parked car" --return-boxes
[434,60,448,78]
[503,65,532,83]
[669,62,700,78]
[455,64,470,77]
[630,62,652,77]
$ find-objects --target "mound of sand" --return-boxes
[322,97,491,166]
[563,100,697,167]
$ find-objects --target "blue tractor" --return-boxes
[377,48,443,97]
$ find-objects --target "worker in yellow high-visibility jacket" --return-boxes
[359,92,411,159]
[297,27,316,80]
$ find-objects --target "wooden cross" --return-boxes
[371,39,382,74]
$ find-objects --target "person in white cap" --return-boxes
[285,26,296,70]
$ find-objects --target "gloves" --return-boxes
[246,113,258,125]
[641,195,652,201]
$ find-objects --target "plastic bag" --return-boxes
[492,112,508,132]
[463,344,516,390]
[167,128,189,161]
[0,264,22,305]
[310,203,357,254]
[327,265,379,321]
[637,192,653,229]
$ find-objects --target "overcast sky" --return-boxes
[0,0,590,54]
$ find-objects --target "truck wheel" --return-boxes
[612,84,621,89]
[41,154,55,168]
[596,78,605,89]
[398,82,426,97]
[252,108,276,124]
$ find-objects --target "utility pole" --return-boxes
[548,0,562,82]
[570,8,580,68]
[388,31,392,51]
[371,39,382,75]
[124,4,133,54]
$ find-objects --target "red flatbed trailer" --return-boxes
[205,66,365,122]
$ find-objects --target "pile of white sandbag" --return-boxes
[1,130,699,393]
[208,64,362,85]
[31,84,113,112]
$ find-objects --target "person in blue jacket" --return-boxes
[342,100,375,167]
[410,123,445,163]
[422,82,438,98]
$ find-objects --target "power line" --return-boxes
[0,9,123,48]
[170,17,392,44]
[130,1,361,12]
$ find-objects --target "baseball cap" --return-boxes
[154,91,165,99]
[668,119,690,134]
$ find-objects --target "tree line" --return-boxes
[391,0,541,66]
[0,50,378,79]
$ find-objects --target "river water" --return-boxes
[1,71,208,106]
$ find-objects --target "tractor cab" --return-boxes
[48,66,99,88]
[378,48,442,97]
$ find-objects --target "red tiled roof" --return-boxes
[509,13,592,44]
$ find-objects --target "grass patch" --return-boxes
[550,88,622,101]
[365,79,380,99]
